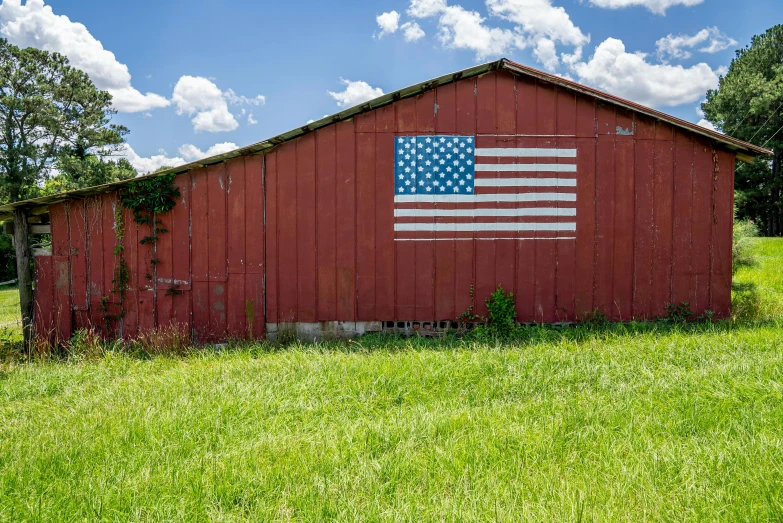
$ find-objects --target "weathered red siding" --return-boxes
[34,69,736,341]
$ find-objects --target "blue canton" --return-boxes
[394,135,475,196]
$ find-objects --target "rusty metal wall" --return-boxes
[34,68,736,342]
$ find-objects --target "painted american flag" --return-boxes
[393,135,577,240]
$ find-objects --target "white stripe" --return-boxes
[474,163,577,172]
[474,148,577,158]
[394,222,576,232]
[394,237,577,241]
[394,208,576,218]
[394,193,576,203]
[474,178,577,187]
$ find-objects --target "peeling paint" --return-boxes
[434,102,439,115]
[616,123,636,136]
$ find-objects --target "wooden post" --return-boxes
[13,207,33,350]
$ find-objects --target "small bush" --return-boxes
[130,323,190,356]
[663,302,693,323]
[67,329,106,360]
[733,219,758,274]
[475,285,517,339]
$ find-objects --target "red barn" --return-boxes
[0,59,770,342]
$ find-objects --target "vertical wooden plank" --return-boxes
[227,158,246,274]
[376,105,395,133]
[317,127,337,320]
[574,138,597,318]
[171,173,191,330]
[711,148,734,318]
[476,73,496,135]
[633,140,655,319]
[436,83,456,134]
[102,193,117,310]
[434,83,457,321]
[207,164,228,282]
[246,272,264,338]
[123,206,139,337]
[556,88,577,136]
[49,202,70,257]
[335,120,357,321]
[355,111,376,133]
[612,139,635,320]
[191,282,209,341]
[277,142,298,322]
[575,95,595,138]
[375,129,396,320]
[691,142,713,315]
[226,274,246,337]
[357,132,377,320]
[495,70,516,135]
[495,75,516,300]
[594,138,616,317]
[264,152,279,323]
[651,138,675,317]
[453,78,476,317]
[516,75,537,135]
[33,258,54,342]
[85,197,104,329]
[537,82,557,136]
[672,132,694,309]
[191,169,209,282]
[296,134,317,323]
[416,89,436,133]
[533,137,557,323]
[245,156,265,274]
[396,97,417,133]
[156,188,174,329]
[68,201,88,312]
[555,137,576,322]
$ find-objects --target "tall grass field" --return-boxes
[0,239,782,521]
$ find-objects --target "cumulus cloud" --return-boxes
[224,89,266,106]
[656,27,737,60]
[327,79,384,108]
[172,76,238,132]
[0,0,169,113]
[247,113,258,125]
[587,0,703,15]
[401,21,425,41]
[571,38,720,107]
[116,144,185,175]
[697,118,717,131]
[404,0,586,65]
[376,11,400,37]
[178,142,238,162]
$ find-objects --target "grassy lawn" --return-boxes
[0,240,781,522]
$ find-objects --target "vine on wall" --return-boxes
[101,173,181,334]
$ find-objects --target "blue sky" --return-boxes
[0,0,778,172]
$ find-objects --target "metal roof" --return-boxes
[0,58,771,218]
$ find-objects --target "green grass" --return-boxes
[0,240,782,521]
[733,238,783,319]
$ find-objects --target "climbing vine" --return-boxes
[101,173,181,334]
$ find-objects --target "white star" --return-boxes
[453,160,459,166]
[405,154,410,160]
[453,148,458,153]
[467,160,473,165]
[425,137,432,143]
[446,167,452,172]
[411,187,416,192]
[433,180,439,186]
[466,174,472,179]
[404,167,410,173]
[440,137,445,143]
[411,173,416,179]
[398,174,404,180]
[460,154,465,159]
[459,142,465,148]
[426,186,432,192]
[405,180,411,186]
[398,161,404,167]
[419,180,424,186]
[453,186,459,192]
[439,173,445,178]
[425,160,431,166]
[398,149,404,154]
[466,186,472,192]
[418,154,423,160]
[433,154,439,159]
[439,159,445,165]
[447,142,453,147]
[418,166,424,172]
[467,148,473,153]
[459,167,465,172]
[446,154,452,159]
[398,138,404,143]
[425,173,432,178]
[459,180,465,185]
[446,180,452,186]
[466,137,473,143]
[398,187,405,192]
[440,147,445,152]
[418,142,424,148]
[433,166,439,172]
[405,143,411,149]
[453,173,459,178]
[439,186,445,191]
[426,148,432,153]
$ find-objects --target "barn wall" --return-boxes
[264,69,735,325]
[36,156,265,343]
[34,68,736,342]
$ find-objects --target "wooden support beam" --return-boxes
[30,224,51,235]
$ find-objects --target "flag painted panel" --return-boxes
[393,135,578,240]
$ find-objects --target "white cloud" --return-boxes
[587,0,703,15]
[247,113,258,125]
[178,142,238,162]
[401,21,425,41]
[486,0,589,48]
[0,0,169,112]
[116,144,185,175]
[172,76,238,133]
[571,38,720,107]
[697,118,717,131]
[534,38,560,71]
[436,5,520,59]
[376,11,400,37]
[327,79,384,108]
[224,89,266,106]
[656,27,737,60]
[405,0,586,66]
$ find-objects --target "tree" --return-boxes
[0,38,128,347]
[42,155,136,195]
[702,25,783,236]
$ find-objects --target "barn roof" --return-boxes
[0,57,771,219]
